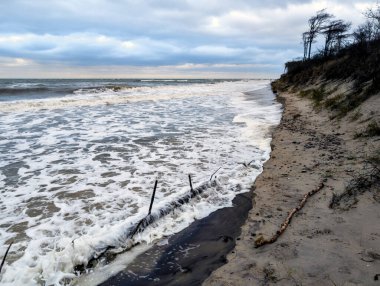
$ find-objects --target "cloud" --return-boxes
[200,0,367,40]
[191,45,242,56]
[0,0,374,77]
[0,57,279,79]
[0,32,298,68]
[0,57,34,67]
[0,33,185,65]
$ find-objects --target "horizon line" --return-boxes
[0,77,276,80]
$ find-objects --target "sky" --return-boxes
[0,0,376,78]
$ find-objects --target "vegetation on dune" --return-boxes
[355,120,380,138]
[272,4,380,119]
[329,156,380,209]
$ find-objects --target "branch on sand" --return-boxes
[255,182,325,248]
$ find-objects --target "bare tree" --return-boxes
[335,31,351,51]
[353,21,374,45]
[306,9,333,59]
[302,32,310,60]
[322,20,351,56]
[364,3,380,39]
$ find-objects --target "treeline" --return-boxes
[301,4,380,61]
[282,3,380,95]
[274,3,380,117]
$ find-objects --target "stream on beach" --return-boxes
[0,79,282,285]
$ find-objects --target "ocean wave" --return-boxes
[140,79,188,82]
[0,87,51,94]
[73,85,132,94]
[0,80,268,112]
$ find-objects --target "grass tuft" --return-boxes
[355,121,380,138]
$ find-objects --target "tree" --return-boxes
[364,3,380,39]
[322,20,351,56]
[353,21,374,45]
[306,9,333,59]
[302,32,310,60]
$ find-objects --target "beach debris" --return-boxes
[241,160,260,169]
[188,174,194,191]
[0,241,13,274]
[129,181,214,239]
[74,179,217,274]
[247,159,260,169]
[255,182,325,248]
[148,180,158,216]
[210,167,221,181]
[131,180,159,239]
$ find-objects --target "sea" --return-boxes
[0,79,282,285]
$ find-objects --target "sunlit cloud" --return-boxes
[0,57,34,67]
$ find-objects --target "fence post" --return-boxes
[148,180,158,215]
[188,174,193,191]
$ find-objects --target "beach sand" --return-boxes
[204,90,380,285]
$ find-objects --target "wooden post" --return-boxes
[188,174,193,191]
[131,180,158,239]
[148,180,158,215]
[0,241,13,273]
[210,167,221,181]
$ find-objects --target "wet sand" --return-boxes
[101,190,253,286]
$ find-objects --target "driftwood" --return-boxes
[74,165,237,273]
[255,182,324,248]
[76,180,216,272]
[210,167,221,181]
[241,160,259,169]
[0,241,13,273]
[130,180,213,239]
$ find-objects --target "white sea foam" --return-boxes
[0,80,267,112]
[0,80,281,285]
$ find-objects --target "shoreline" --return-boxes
[99,85,379,286]
[100,191,253,286]
[205,89,380,285]
[94,85,278,286]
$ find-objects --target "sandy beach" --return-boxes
[205,87,380,285]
